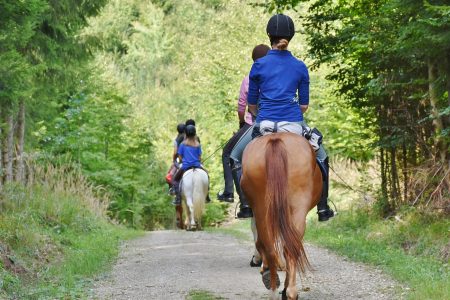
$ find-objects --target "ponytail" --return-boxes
[276,39,289,50]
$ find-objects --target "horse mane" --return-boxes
[265,136,311,273]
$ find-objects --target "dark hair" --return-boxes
[185,119,196,127]
[252,44,271,61]
[176,123,186,134]
[185,125,196,137]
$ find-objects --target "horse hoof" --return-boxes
[250,255,262,267]
[261,269,280,290]
[281,288,298,300]
[186,226,197,232]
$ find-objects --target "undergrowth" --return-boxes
[0,163,141,299]
[305,208,449,300]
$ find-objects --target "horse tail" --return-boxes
[265,137,310,273]
[192,170,206,221]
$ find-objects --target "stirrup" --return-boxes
[237,207,253,219]
[317,208,334,222]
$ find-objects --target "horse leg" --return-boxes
[252,209,280,291]
[250,217,262,266]
[185,196,196,230]
[282,250,299,300]
[283,207,308,299]
[260,249,280,293]
[175,205,184,229]
[269,253,280,291]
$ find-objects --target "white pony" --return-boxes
[180,168,209,231]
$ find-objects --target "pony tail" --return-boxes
[276,39,289,50]
[265,137,310,273]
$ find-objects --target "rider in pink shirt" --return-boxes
[217,44,270,219]
[238,76,253,127]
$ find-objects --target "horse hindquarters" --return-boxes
[192,170,208,228]
[242,133,314,299]
[182,169,208,230]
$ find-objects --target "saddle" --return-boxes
[251,121,323,151]
[251,122,327,180]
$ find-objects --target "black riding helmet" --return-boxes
[185,125,196,138]
[177,123,186,134]
[185,119,196,127]
[266,14,295,42]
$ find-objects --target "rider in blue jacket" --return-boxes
[172,125,206,205]
[231,14,334,221]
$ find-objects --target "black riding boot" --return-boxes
[317,157,334,221]
[231,159,253,219]
[171,182,181,205]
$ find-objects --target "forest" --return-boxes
[0,0,448,298]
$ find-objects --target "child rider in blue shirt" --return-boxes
[172,125,208,205]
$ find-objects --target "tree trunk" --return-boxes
[380,147,387,201]
[390,147,399,208]
[402,142,408,203]
[2,108,14,183]
[14,99,25,183]
[427,58,446,163]
[439,50,450,135]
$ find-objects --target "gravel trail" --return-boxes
[91,227,404,300]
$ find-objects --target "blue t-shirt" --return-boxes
[248,50,309,122]
[178,143,202,170]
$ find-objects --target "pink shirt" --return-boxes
[238,75,253,125]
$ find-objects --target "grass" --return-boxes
[16,225,141,299]
[187,289,226,300]
[305,209,449,300]
[0,164,142,299]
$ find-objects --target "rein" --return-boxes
[328,164,375,213]
[329,164,358,193]
[201,140,229,164]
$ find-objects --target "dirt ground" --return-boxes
[90,226,405,300]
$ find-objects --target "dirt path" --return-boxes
[90,227,404,299]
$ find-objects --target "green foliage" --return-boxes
[2,0,381,230]
[262,0,450,211]
[308,68,377,161]
[64,0,376,227]
[305,209,450,300]
[0,170,140,298]
[0,0,45,104]
[202,203,228,227]
[6,0,444,230]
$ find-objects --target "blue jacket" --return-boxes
[178,143,202,170]
[248,50,309,122]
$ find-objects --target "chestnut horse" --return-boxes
[241,132,322,300]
